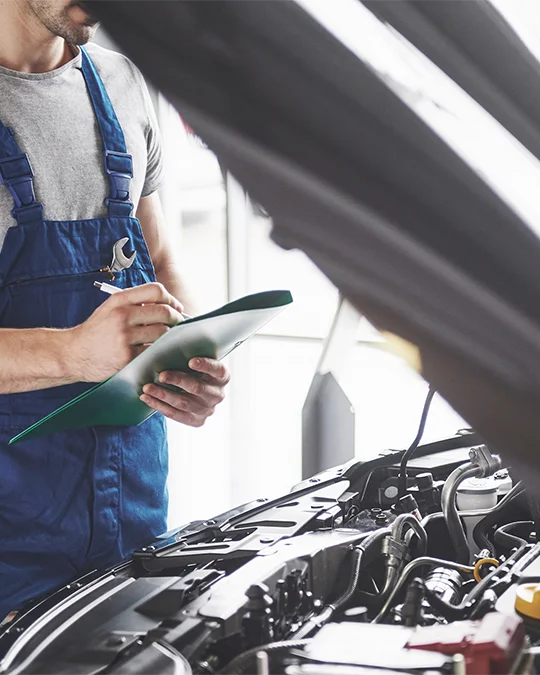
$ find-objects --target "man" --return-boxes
[0,0,230,618]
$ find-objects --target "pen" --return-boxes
[93,281,192,319]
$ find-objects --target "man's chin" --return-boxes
[70,23,99,45]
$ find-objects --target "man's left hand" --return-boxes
[140,358,230,427]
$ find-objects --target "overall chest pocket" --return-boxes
[2,272,104,329]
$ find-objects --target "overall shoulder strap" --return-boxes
[0,123,44,225]
[80,47,134,218]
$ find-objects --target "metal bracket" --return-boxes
[468,445,502,477]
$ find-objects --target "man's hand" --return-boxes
[140,358,230,427]
[70,282,184,383]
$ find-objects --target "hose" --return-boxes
[441,464,482,563]
[494,521,533,551]
[422,481,525,531]
[423,544,531,621]
[220,640,311,674]
[421,512,444,529]
[293,528,389,640]
[334,528,390,610]
[379,514,428,598]
[391,513,427,552]
[373,556,475,623]
[472,481,526,554]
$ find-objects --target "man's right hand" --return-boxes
[70,282,184,383]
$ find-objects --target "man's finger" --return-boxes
[130,324,170,346]
[140,394,207,427]
[142,384,210,414]
[109,282,184,313]
[128,303,182,327]
[187,358,231,384]
[157,371,225,403]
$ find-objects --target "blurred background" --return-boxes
[97,0,540,528]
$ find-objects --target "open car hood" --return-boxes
[88,0,540,474]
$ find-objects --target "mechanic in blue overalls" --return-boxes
[0,1,230,619]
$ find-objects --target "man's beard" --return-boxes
[27,0,100,46]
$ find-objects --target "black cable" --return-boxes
[494,521,533,551]
[294,528,390,639]
[472,482,526,554]
[398,386,436,498]
[422,544,529,622]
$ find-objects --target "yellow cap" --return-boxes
[515,583,540,620]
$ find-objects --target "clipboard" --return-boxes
[9,290,292,444]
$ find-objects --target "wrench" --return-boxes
[110,237,137,272]
[100,238,137,280]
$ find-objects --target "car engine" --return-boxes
[1,432,539,675]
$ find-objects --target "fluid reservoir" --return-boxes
[456,477,498,557]
[494,469,513,497]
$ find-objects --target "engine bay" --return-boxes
[1,432,539,675]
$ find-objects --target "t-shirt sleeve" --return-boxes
[136,69,164,198]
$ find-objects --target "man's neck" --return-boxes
[0,1,73,73]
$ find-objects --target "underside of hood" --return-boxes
[88,0,540,477]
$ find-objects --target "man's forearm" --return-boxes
[0,327,75,393]
[136,193,197,315]
[155,261,197,316]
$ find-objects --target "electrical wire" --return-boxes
[398,386,436,498]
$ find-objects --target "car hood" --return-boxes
[88,0,540,475]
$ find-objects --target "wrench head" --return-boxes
[110,237,137,272]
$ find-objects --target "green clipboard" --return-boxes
[9,290,293,445]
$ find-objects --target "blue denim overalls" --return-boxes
[0,48,168,617]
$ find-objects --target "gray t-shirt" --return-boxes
[0,42,163,247]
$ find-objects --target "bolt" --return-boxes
[309,478,320,483]
[260,537,274,544]
[204,520,216,526]
[107,635,127,647]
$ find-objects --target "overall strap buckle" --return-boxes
[104,150,134,217]
[0,154,44,225]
